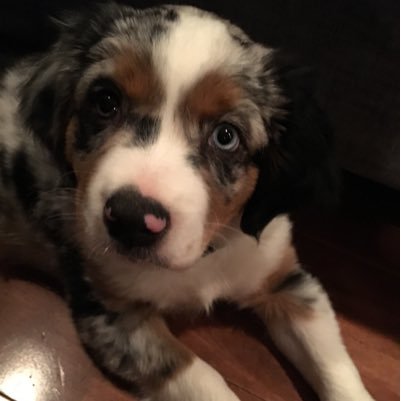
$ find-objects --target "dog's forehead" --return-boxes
[154,9,244,102]
[105,7,247,110]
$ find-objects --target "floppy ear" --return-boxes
[19,3,124,166]
[18,4,106,165]
[240,58,339,237]
[19,61,77,165]
[19,29,83,168]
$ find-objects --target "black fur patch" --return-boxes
[241,53,339,237]
[61,248,108,319]
[271,269,318,306]
[19,58,77,169]
[150,23,166,40]
[11,149,39,212]
[0,146,11,187]
[130,115,160,146]
[230,33,252,48]
[75,115,102,153]
[164,8,179,22]
[23,83,55,147]
[60,5,125,65]
[187,153,201,168]
[272,270,307,293]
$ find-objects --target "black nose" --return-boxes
[104,187,169,249]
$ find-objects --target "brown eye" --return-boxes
[89,80,121,119]
[93,89,120,118]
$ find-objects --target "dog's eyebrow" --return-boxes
[180,71,242,120]
[113,50,163,109]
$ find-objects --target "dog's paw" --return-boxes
[150,358,240,401]
[325,389,376,401]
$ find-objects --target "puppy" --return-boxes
[0,3,375,401]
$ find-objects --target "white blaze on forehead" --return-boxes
[154,10,242,111]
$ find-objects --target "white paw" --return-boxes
[151,358,240,401]
[325,388,376,401]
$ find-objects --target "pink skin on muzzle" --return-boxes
[144,214,167,234]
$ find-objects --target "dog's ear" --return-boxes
[19,61,76,164]
[19,26,82,164]
[240,55,339,237]
[19,3,107,163]
[19,3,122,165]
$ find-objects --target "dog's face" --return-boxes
[21,5,336,270]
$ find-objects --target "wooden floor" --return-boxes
[0,173,399,401]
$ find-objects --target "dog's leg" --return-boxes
[63,252,239,401]
[240,250,375,401]
[76,309,240,401]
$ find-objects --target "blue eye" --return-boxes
[210,123,240,151]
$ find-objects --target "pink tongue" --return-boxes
[144,214,167,233]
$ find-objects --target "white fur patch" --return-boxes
[154,9,244,115]
[268,286,376,401]
[152,358,240,401]
[84,128,209,269]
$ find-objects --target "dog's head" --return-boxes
[21,4,337,269]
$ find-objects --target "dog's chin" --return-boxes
[85,229,214,270]
[108,241,210,271]
[110,242,167,268]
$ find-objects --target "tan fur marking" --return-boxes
[113,50,163,110]
[202,165,258,246]
[68,128,129,241]
[182,71,242,119]
[242,246,314,321]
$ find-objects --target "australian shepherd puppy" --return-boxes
[0,3,374,401]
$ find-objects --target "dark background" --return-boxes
[0,0,399,189]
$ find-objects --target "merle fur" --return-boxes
[60,246,183,398]
[11,149,39,212]
[19,3,179,163]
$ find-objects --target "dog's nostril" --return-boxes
[103,188,169,249]
[104,206,115,222]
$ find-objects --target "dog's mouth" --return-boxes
[108,239,217,270]
[110,240,166,266]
